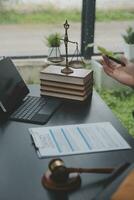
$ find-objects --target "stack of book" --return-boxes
[40,65,93,101]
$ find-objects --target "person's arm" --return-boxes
[101,55,134,87]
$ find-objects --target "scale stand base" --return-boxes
[42,170,81,191]
[61,66,73,74]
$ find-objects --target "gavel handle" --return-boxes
[67,167,114,174]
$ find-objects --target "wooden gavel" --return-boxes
[48,158,114,183]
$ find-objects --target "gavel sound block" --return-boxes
[42,158,114,191]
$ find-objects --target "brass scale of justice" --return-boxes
[42,21,128,191]
[48,20,85,74]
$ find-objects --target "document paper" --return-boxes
[29,122,131,158]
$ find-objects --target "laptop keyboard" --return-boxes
[11,96,46,121]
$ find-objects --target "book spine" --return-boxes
[40,89,92,101]
[40,86,92,96]
[40,83,93,96]
[40,71,93,85]
[40,79,93,90]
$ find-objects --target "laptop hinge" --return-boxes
[0,101,7,112]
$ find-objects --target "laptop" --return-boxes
[0,57,61,125]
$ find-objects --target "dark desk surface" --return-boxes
[0,85,134,200]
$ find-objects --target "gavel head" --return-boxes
[48,158,69,184]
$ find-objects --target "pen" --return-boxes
[93,162,130,200]
[106,55,126,66]
[107,162,130,183]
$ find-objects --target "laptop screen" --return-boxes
[0,57,29,112]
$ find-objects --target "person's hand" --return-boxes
[101,55,134,87]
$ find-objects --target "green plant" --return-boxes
[99,89,134,137]
[122,26,134,44]
[46,33,62,47]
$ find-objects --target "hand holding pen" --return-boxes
[101,55,134,87]
[105,55,126,67]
